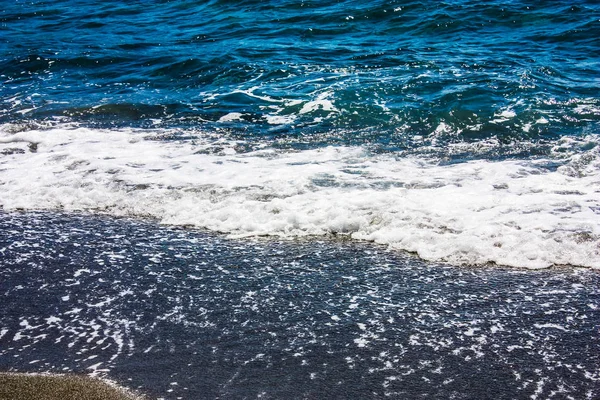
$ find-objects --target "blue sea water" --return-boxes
[1,1,600,398]
[2,0,599,148]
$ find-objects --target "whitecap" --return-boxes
[1,126,598,269]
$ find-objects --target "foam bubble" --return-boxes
[1,126,598,269]
[218,113,245,122]
[265,114,296,125]
[299,92,338,114]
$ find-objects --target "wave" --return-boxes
[3,1,599,141]
[1,125,598,269]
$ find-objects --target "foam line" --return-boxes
[1,126,598,269]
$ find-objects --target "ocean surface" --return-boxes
[1,0,599,398]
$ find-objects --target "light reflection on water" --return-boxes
[0,211,598,399]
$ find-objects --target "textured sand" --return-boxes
[0,373,144,400]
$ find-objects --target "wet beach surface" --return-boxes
[0,211,598,399]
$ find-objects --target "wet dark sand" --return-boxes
[1,211,598,399]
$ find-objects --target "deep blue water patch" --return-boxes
[2,0,599,153]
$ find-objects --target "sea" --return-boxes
[0,0,599,398]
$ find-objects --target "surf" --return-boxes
[1,125,598,269]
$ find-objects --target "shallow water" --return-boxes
[1,211,598,399]
[1,0,599,269]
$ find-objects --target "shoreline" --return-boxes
[1,211,598,398]
[0,209,596,271]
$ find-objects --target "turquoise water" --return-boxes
[2,1,599,152]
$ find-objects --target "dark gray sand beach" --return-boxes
[1,211,599,399]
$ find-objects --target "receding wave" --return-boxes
[1,126,598,269]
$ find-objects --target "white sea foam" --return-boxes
[265,114,296,125]
[299,92,338,114]
[1,126,598,269]
[218,112,245,122]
